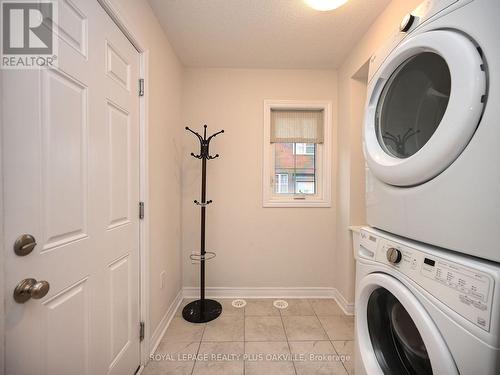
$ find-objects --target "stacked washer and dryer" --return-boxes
[355,0,500,374]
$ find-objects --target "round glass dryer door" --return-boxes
[376,52,451,159]
[368,288,432,374]
[364,30,486,186]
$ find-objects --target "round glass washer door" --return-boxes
[368,287,432,374]
[356,273,458,375]
[364,30,486,186]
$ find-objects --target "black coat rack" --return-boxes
[182,125,224,323]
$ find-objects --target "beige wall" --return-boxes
[109,0,183,341]
[108,0,423,328]
[335,0,422,302]
[182,69,338,289]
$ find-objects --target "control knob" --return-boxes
[386,247,402,264]
[400,13,416,32]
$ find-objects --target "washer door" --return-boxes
[356,273,458,375]
[364,30,486,186]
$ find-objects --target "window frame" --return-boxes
[263,100,332,208]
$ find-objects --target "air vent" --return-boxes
[231,299,247,308]
[273,300,289,309]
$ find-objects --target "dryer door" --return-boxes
[356,273,458,375]
[364,30,486,186]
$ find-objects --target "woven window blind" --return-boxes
[270,109,324,143]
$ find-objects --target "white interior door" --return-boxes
[2,0,141,374]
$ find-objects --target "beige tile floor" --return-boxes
[144,298,354,375]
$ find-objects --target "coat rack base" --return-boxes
[182,299,222,323]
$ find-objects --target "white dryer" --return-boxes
[363,0,500,262]
[355,227,500,374]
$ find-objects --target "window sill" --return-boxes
[263,198,331,208]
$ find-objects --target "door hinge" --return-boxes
[139,321,145,342]
[138,78,144,97]
[139,201,145,219]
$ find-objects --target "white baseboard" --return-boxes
[331,288,355,316]
[149,289,183,356]
[182,286,355,315]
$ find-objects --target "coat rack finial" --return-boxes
[185,125,224,160]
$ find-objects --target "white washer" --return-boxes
[355,227,500,375]
[363,0,500,262]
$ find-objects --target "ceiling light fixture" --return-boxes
[304,0,348,11]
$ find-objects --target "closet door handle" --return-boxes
[13,278,50,303]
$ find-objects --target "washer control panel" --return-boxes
[360,229,494,331]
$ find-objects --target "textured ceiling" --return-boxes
[148,0,392,69]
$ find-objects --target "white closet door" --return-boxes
[3,0,141,374]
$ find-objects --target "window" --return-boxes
[263,100,332,207]
[275,143,316,194]
[275,173,289,193]
[295,173,315,194]
[294,143,315,155]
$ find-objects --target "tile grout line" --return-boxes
[312,299,349,374]
[311,299,331,341]
[314,298,352,375]
[190,301,205,375]
[243,304,246,375]
[331,340,351,375]
[279,304,298,375]
[190,335,202,375]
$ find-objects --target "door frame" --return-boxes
[96,0,152,368]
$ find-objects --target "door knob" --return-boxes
[13,278,50,303]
